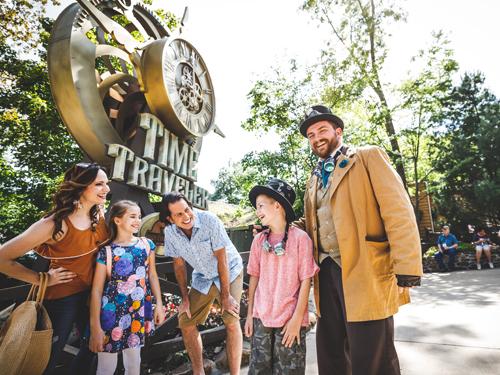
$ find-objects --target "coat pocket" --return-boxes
[365,239,391,277]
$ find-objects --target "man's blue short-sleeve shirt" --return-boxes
[437,233,458,248]
[164,210,243,294]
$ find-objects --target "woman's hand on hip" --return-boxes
[47,267,76,286]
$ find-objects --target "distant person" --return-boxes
[473,228,494,270]
[244,178,319,374]
[161,192,243,375]
[435,225,459,272]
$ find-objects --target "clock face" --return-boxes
[141,37,215,139]
[163,39,215,137]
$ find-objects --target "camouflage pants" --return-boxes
[248,318,307,375]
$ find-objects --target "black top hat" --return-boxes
[299,105,344,137]
[248,178,296,223]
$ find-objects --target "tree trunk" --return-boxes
[371,83,408,189]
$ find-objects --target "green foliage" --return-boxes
[210,1,498,234]
[211,66,317,217]
[423,242,475,259]
[397,32,459,218]
[431,73,500,233]
[0,9,81,240]
[0,0,59,50]
[302,0,408,185]
[0,1,181,241]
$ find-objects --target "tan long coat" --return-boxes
[299,145,423,322]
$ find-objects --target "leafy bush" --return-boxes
[424,242,475,258]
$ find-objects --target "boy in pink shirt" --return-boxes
[245,178,319,374]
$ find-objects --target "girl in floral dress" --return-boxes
[89,200,165,375]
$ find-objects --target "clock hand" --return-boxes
[77,0,139,54]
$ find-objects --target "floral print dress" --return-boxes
[96,237,156,353]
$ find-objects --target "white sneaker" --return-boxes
[489,262,494,269]
[477,264,481,270]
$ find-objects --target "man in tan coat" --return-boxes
[296,105,423,375]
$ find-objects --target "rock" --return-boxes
[171,359,216,375]
[214,349,228,370]
[213,341,251,371]
[423,248,499,273]
[241,340,251,367]
[213,345,223,354]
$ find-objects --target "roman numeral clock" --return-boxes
[47,0,221,214]
[142,37,216,140]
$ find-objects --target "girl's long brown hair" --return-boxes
[107,200,140,242]
[44,163,106,240]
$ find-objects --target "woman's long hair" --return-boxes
[107,200,140,242]
[44,163,106,240]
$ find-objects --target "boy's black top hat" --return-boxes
[299,105,344,137]
[249,178,296,223]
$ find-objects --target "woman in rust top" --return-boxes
[0,163,110,375]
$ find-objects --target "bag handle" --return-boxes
[26,272,48,302]
[36,272,49,303]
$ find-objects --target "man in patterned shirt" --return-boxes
[160,192,244,375]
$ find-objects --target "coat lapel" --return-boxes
[327,149,357,202]
[308,174,319,208]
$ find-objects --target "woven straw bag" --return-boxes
[0,272,53,375]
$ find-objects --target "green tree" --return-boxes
[432,73,500,232]
[0,18,82,241]
[211,65,317,216]
[0,1,178,240]
[302,0,408,187]
[210,162,260,205]
[0,0,59,49]
[397,32,459,220]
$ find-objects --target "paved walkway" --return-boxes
[241,268,500,374]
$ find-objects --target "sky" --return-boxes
[47,0,500,192]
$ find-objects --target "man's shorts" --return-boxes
[178,272,243,328]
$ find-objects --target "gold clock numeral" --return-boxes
[193,118,201,133]
[202,111,210,128]
[165,75,176,90]
[179,41,190,59]
[204,102,213,115]
[190,50,199,67]
[168,44,178,60]
[174,101,185,115]
[185,115,192,129]
[164,60,175,73]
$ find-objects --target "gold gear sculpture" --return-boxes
[48,0,217,166]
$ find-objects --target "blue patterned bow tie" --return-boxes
[313,149,342,188]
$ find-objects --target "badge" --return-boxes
[339,159,348,168]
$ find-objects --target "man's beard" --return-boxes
[312,137,339,159]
